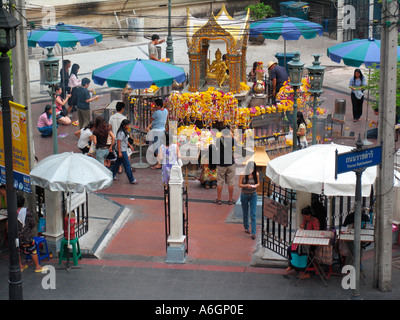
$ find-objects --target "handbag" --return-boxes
[288,244,308,271]
[61,105,68,117]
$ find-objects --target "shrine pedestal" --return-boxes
[249,94,268,108]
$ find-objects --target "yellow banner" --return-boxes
[0,101,31,192]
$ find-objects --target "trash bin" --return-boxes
[279,1,297,16]
[322,19,329,33]
[127,17,144,42]
[275,52,295,72]
[335,99,346,114]
[287,2,310,20]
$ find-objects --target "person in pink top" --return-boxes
[54,85,71,125]
[37,105,57,138]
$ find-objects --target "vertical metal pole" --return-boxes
[352,137,364,300]
[51,85,58,154]
[312,93,317,145]
[0,52,23,300]
[166,0,174,64]
[292,87,298,151]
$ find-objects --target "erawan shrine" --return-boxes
[120,5,328,176]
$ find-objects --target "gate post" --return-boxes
[166,164,186,264]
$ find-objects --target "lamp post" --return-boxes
[0,2,23,300]
[287,52,304,152]
[40,47,60,154]
[165,0,174,64]
[306,54,325,145]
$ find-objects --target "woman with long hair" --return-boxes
[93,116,115,165]
[68,63,81,112]
[296,111,308,149]
[111,119,138,184]
[54,84,72,125]
[238,161,259,239]
[37,105,56,138]
[349,68,367,122]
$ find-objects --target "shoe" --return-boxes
[251,234,256,239]
[130,179,139,184]
[245,229,250,234]
[35,266,48,273]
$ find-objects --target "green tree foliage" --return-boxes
[365,63,400,116]
[245,3,275,21]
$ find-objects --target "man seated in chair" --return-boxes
[206,49,229,88]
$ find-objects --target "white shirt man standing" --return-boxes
[109,102,127,136]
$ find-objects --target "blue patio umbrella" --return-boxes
[250,16,323,66]
[92,58,186,89]
[28,23,103,96]
[27,22,103,48]
[327,37,400,68]
[250,15,323,40]
[327,37,400,144]
[92,59,186,168]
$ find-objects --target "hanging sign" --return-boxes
[0,101,31,193]
[335,145,382,178]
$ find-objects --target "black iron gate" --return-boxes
[262,179,296,258]
[164,185,189,254]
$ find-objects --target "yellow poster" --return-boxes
[0,101,31,192]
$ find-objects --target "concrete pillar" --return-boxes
[42,191,64,254]
[166,165,186,264]
[373,0,397,292]
[336,0,344,42]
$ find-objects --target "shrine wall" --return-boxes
[25,0,255,32]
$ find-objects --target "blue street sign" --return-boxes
[335,145,382,177]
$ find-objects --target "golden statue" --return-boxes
[206,49,228,87]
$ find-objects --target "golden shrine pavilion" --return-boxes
[186,5,250,94]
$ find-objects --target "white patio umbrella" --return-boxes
[30,152,113,267]
[30,152,113,193]
[266,143,377,197]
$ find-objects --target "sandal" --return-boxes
[35,266,48,273]
[213,199,222,205]
[20,265,28,272]
[228,200,236,205]
[151,165,161,170]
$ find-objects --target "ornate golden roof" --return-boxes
[186,4,250,49]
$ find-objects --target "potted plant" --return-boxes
[246,3,275,44]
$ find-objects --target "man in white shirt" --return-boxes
[109,102,126,136]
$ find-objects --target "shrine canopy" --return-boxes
[186,5,250,47]
[186,5,250,93]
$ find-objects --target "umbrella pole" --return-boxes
[66,193,71,268]
[62,48,65,99]
[363,69,372,145]
[284,40,287,71]
[132,90,150,169]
